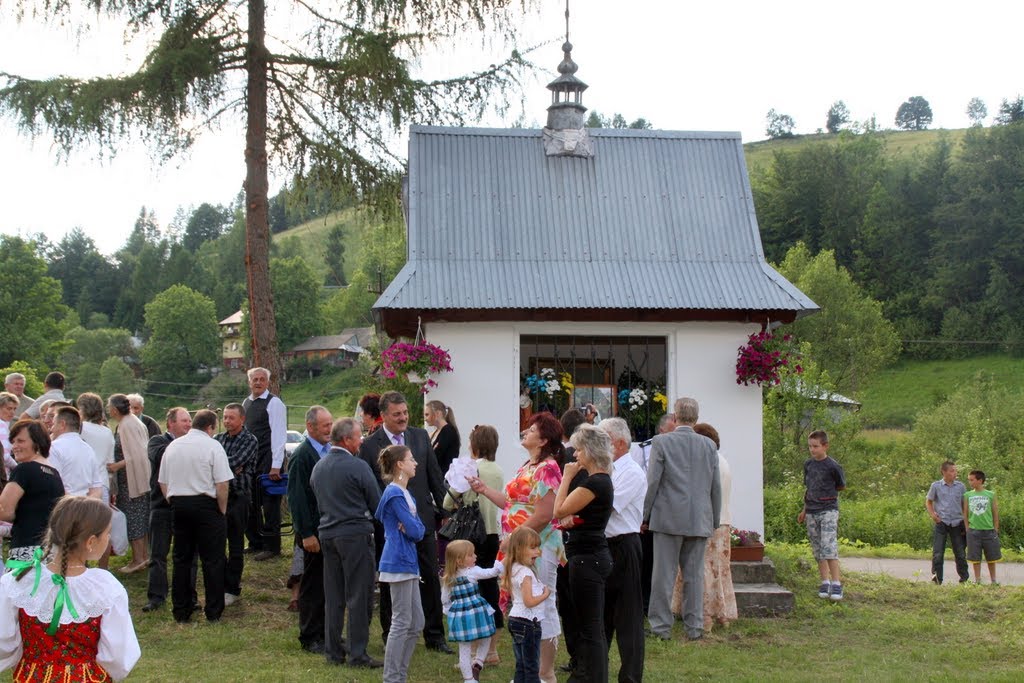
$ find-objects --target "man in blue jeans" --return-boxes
[925,460,969,584]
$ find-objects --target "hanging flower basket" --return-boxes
[735,330,803,387]
[381,341,453,394]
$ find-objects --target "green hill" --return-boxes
[743,127,970,171]
[857,354,1024,429]
[271,207,371,284]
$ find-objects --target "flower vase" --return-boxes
[731,543,765,562]
[406,371,425,384]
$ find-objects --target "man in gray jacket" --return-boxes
[311,417,382,669]
[643,397,721,641]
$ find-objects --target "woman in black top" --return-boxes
[0,420,65,561]
[424,400,460,475]
[554,423,614,683]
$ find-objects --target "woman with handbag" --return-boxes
[444,425,504,664]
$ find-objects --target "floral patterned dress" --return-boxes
[500,458,566,565]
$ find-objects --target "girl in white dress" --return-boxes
[0,496,140,682]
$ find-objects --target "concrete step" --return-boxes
[733,582,795,617]
[731,558,777,584]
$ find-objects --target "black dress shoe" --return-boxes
[142,600,164,612]
[349,656,384,669]
[301,641,325,655]
[426,641,454,654]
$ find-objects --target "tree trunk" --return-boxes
[243,0,282,393]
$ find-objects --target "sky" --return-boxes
[1,0,1022,252]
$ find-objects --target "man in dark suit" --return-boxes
[643,397,721,642]
[358,390,449,653]
[286,405,334,654]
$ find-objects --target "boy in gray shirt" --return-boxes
[925,460,969,585]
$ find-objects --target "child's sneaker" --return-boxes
[829,582,844,601]
[818,581,831,598]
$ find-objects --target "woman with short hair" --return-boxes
[0,420,65,561]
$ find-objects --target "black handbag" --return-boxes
[438,488,486,547]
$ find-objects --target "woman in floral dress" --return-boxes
[469,412,565,683]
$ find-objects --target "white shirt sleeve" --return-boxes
[96,579,141,681]
[0,574,23,673]
[463,564,503,581]
[268,396,287,469]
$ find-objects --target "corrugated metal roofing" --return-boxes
[375,126,816,313]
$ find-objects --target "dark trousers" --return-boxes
[566,549,613,683]
[932,521,969,583]
[323,532,375,663]
[476,533,503,628]
[245,450,281,554]
[377,530,445,645]
[605,534,645,683]
[298,537,325,647]
[640,530,654,613]
[147,507,197,605]
[556,562,578,665]
[171,495,226,622]
[225,492,248,596]
[508,617,542,683]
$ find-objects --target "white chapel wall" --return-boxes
[426,319,765,535]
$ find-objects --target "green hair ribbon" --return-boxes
[3,547,44,596]
[46,573,79,636]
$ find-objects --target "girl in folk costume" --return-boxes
[0,496,140,682]
[441,540,502,683]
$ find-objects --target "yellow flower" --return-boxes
[654,392,668,411]
[559,372,574,393]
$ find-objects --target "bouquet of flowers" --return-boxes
[524,368,573,399]
[380,341,453,393]
[735,330,802,386]
[730,529,762,547]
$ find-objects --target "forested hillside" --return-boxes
[748,123,1024,359]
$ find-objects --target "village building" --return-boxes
[218,310,245,370]
[372,40,816,533]
[282,327,373,373]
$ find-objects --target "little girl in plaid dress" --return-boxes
[442,540,503,683]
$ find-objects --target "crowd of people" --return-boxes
[0,365,757,682]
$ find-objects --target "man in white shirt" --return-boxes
[48,406,104,498]
[23,371,66,419]
[599,418,646,683]
[159,409,233,623]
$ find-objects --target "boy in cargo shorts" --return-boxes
[963,470,1001,585]
[797,430,846,601]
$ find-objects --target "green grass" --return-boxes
[45,543,1024,682]
[856,354,1024,428]
[277,366,370,430]
[743,127,971,172]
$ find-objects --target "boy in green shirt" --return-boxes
[963,469,1001,585]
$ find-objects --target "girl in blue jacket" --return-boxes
[374,444,426,683]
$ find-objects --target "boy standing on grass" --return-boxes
[925,461,969,584]
[797,430,846,601]
[963,470,1001,585]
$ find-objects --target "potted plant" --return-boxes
[380,341,453,393]
[730,528,764,562]
[735,330,802,387]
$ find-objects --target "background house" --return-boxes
[283,327,373,375]
[372,43,816,533]
[219,310,244,369]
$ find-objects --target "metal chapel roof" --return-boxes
[374,125,816,316]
